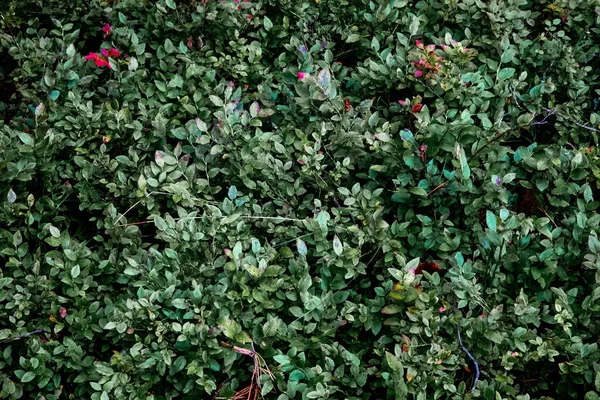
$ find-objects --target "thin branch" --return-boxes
[0,329,43,344]
[457,324,480,393]
[241,215,304,222]
[472,127,518,157]
[549,108,600,133]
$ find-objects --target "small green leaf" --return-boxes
[20,371,35,383]
[71,265,81,278]
[486,210,497,231]
[263,16,273,31]
[228,185,238,200]
[346,33,361,43]
[209,95,224,107]
[165,0,176,9]
[48,90,60,101]
[17,132,34,146]
[455,143,470,179]
[498,67,515,80]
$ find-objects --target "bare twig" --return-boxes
[221,342,274,400]
[538,207,558,228]
[427,181,448,197]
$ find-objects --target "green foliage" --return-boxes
[1,0,600,399]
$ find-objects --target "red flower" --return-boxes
[247,14,253,19]
[344,98,351,112]
[412,104,423,113]
[108,48,121,58]
[102,23,111,38]
[401,344,409,352]
[95,58,110,68]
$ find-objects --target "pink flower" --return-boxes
[108,48,121,58]
[511,352,518,357]
[440,44,448,51]
[84,52,100,61]
[59,307,67,318]
[101,23,111,38]
[101,48,109,57]
[588,147,593,151]
[426,44,436,52]
[439,307,446,312]
[297,72,307,80]
[235,0,240,2]
[414,70,423,78]
[408,267,416,276]
[436,360,442,365]
[228,81,235,88]
[415,40,424,49]
[398,100,406,106]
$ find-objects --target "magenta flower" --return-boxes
[415,40,424,49]
[297,72,307,80]
[101,23,111,38]
[84,52,100,61]
[101,48,109,57]
[439,307,446,312]
[398,100,406,106]
[414,70,423,78]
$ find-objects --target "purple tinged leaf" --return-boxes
[333,235,342,256]
[154,152,164,168]
[297,238,307,256]
[381,304,402,314]
[317,67,331,88]
[7,189,16,204]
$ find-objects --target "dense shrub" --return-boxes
[1,0,600,398]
